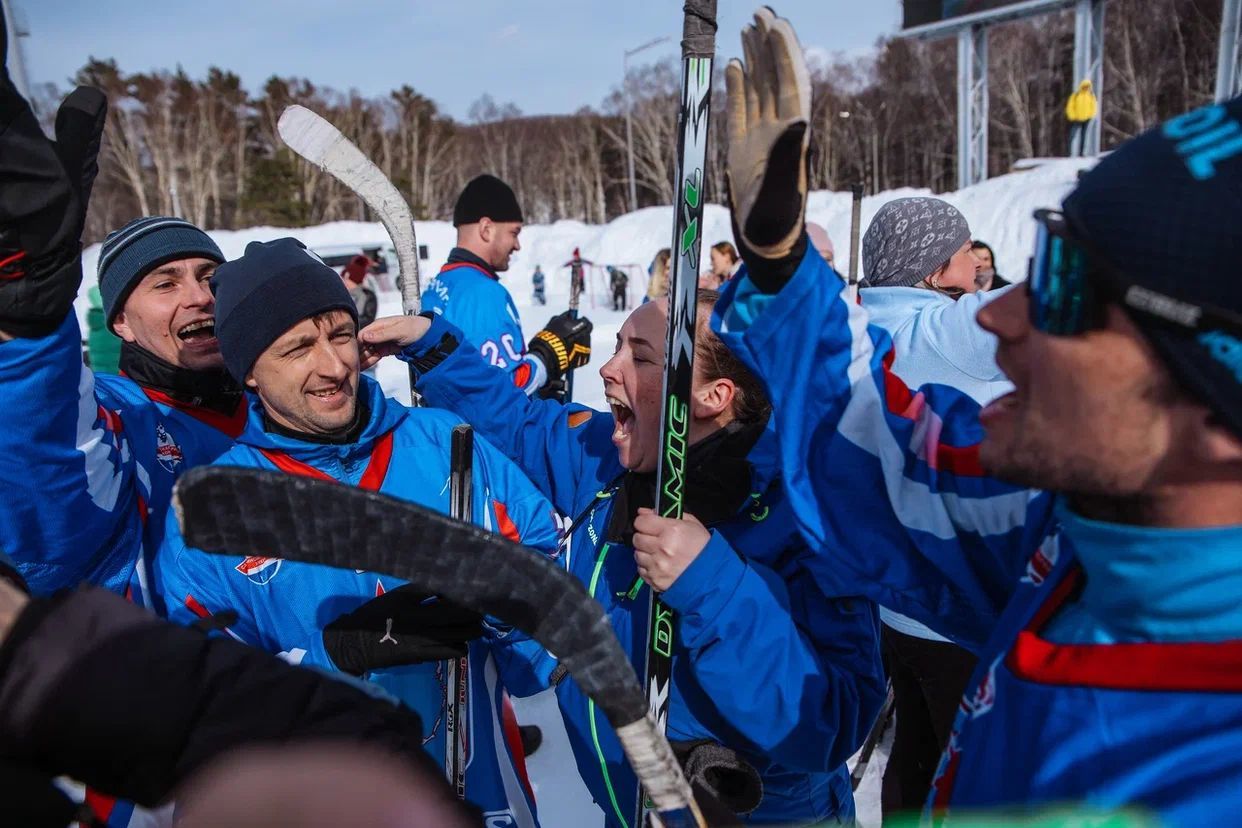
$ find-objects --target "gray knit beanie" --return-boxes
[862,197,972,288]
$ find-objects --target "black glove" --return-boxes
[323,585,484,676]
[527,310,592,385]
[671,739,764,817]
[0,19,107,338]
[0,762,94,828]
[536,377,567,402]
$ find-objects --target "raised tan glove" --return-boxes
[725,8,811,261]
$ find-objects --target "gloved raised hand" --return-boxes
[0,22,107,338]
[323,585,484,676]
[724,8,811,289]
[527,310,592,384]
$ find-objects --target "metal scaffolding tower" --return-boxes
[1073,0,1106,157]
[957,25,989,189]
[1219,0,1242,102]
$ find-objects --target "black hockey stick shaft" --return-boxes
[172,467,706,825]
[642,2,716,825]
[849,681,894,792]
[848,183,864,290]
[446,425,474,798]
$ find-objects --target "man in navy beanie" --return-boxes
[158,235,561,822]
[707,14,1242,819]
[422,174,593,401]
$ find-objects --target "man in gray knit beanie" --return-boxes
[862,197,974,289]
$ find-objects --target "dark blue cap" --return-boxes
[1064,95,1242,436]
[97,216,224,326]
[211,238,358,382]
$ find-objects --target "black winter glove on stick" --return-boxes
[527,310,593,385]
[323,584,484,676]
[671,739,764,818]
[0,15,106,339]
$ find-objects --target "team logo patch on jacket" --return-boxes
[235,555,282,585]
[959,655,1002,720]
[154,423,184,472]
[1021,536,1060,586]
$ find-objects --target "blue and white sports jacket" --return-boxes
[422,249,546,394]
[408,314,886,827]
[154,375,561,828]
[0,311,243,604]
[714,242,1242,825]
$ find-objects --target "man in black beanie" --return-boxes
[157,236,562,823]
[423,174,593,400]
[708,10,1242,820]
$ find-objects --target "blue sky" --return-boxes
[20,1,901,120]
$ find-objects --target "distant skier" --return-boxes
[1065,78,1097,157]
[158,238,562,825]
[607,265,628,310]
[563,248,592,305]
[715,14,1242,823]
[421,175,592,397]
[531,264,546,305]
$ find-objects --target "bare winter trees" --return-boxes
[67,0,1222,241]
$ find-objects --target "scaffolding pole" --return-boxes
[1072,0,1106,156]
[1218,0,1242,102]
[957,24,988,189]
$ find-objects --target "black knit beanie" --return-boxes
[1063,95,1242,437]
[452,174,524,227]
[210,238,358,382]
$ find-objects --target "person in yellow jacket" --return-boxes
[1065,78,1098,157]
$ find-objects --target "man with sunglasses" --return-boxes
[709,9,1242,822]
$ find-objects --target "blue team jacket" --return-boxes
[408,315,886,826]
[422,252,541,390]
[713,242,1242,824]
[154,375,561,828]
[0,311,242,603]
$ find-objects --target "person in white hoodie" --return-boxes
[859,196,1013,816]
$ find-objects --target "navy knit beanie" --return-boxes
[97,217,224,325]
[210,238,358,382]
[453,174,524,227]
[1063,95,1242,436]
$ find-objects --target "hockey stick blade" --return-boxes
[277,104,422,314]
[172,466,705,826]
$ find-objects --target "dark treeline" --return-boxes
[33,0,1220,243]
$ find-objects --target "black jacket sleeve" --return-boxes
[0,586,456,812]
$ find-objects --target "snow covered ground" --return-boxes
[78,156,1095,416]
[74,159,1088,825]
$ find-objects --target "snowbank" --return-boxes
[77,157,1096,413]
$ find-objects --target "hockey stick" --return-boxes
[642,2,716,824]
[171,466,707,828]
[445,425,473,797]
[277,105,421,316]
[849,681,894,792]
[847,183,864,300]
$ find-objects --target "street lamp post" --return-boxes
[624,36,671,214]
